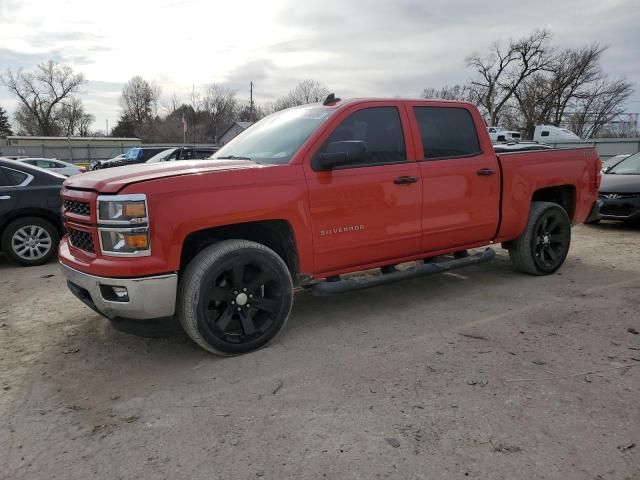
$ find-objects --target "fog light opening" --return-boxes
[100,284,130,302]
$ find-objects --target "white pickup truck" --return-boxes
[487,127,521,143]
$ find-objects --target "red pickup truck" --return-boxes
[59,97,601,355]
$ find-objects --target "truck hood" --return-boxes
[64,159,264,193]
[600,174,640,193]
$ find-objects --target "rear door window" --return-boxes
[413,107,481,160]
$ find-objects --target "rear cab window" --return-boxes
[413,106,481,160]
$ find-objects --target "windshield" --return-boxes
[608,152,640,175]
[125,148,141,161]
[211,106,332,164]
[147,148,178,163]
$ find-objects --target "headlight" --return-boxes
[97,194,147,224]
[96,194,150,257]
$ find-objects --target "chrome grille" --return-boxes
[64,200,90,216]
[68,228,95,253]
[600,205,635,217]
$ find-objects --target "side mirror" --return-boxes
[313,140,367,171]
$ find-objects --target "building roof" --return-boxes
[7,136,140,141]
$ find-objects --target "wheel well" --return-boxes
[180,220,299,280]
[0,209,63,239]
[531,185,576,220]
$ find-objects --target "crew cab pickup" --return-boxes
[59,97,601,355]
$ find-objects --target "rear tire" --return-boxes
[1,217,59,267]
[508,202,571,275]
[177,240,293,355]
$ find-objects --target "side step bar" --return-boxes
[311,248,496,296]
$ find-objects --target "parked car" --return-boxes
[0,159,64,266]
[594,152,640,223]
[145,147,219,163]
[533,125,581,142]
[59,97,601,355]
[90,154,125,171]
[493,142,554,153]
[488,127,521,143]
[91,148,169,170]
[18,157,85,176]
[601,154,630,173]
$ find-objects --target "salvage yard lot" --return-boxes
[1,224,639,479]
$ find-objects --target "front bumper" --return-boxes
[599,196,640,221]
[60,263,178,321]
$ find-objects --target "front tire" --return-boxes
[178,240,294,355]
[1,217,59,266]
[508,202,571,275]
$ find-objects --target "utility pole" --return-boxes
[192,84,196,148]
[105,119,109,136]
[250,81,254,122]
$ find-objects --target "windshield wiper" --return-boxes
[215,155,252,160]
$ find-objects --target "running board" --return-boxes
[311,248,496,296]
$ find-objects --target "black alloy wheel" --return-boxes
[178,240,293,355]
[200,255,286,345]
[508,201,572,275]
[532,208,571,272]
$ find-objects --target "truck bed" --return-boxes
[495,147,600,242]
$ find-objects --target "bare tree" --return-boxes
[57,97,94,136]
[421,84,471,101]
[566,79,633,138]
[270,79,331,112]
[512,44,607,137]
[1,61,86,135]
[0,105,12,137]
[200,84,237,142]
[467,29,551,126]
[120,76,160,125]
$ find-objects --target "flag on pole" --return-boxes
[182,112,188,134]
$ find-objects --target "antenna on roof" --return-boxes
[323,93,341,106]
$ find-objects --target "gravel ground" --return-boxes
[1,223,639,480]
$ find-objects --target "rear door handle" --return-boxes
[0,195,11,200]
[477,168,496,176]
[393,176,418,185]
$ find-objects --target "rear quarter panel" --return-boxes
[496,147,600,242]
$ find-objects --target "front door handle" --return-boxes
[0,195,11,200]
[477,168,496,176]
[393,176,418,185]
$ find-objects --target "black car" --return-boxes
[0,158,64,266]
[596,152,640,223]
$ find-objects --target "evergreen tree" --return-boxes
[0,105,12,137]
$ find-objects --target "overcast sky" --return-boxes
[1,0,639,133]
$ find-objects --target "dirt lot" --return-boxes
[1,223,639,480]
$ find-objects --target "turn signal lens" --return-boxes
[123,203,146,218]
[124,233,149,249]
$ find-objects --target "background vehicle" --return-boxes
[533,125,581,142]
[596,152,640,223]
[145,147,219,163]
[0,159,64,266]
[601,154,630,173]
[488,127,521,143]
[19,157,85,176]
[90,153,125,171]
[59,98,601,356]
[91,147,168,170]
